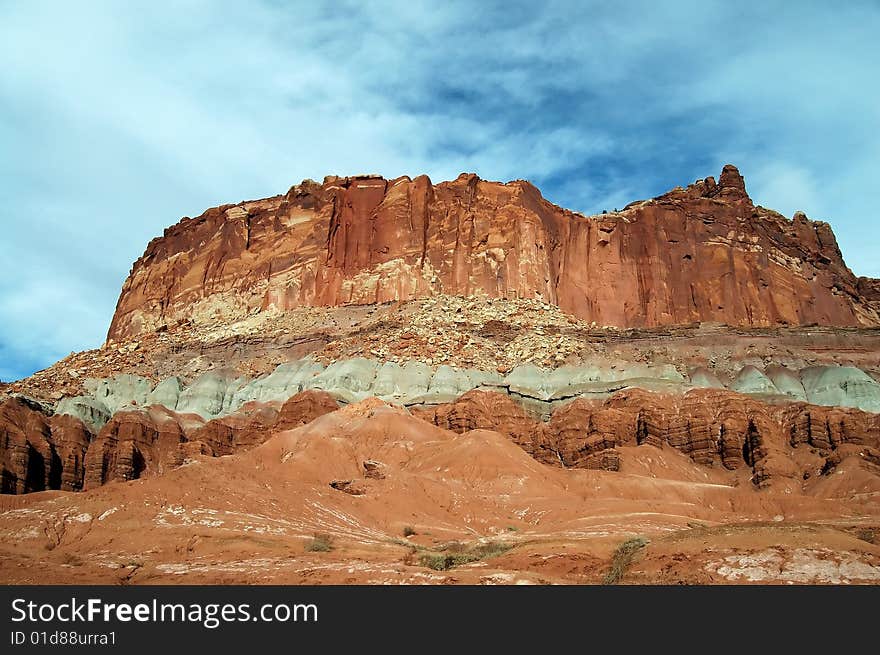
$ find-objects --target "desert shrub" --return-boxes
[418,540,513,571]
[603,537,648,584]
[402,525,417,537]
[305,533,333,552]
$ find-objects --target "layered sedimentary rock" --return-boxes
[1,390,338,495]
[0,398,92,493]
[188,390,339,455]
[417,388,880,490]
[108,166,880,341]
[80,390,338,489]
[82,406,204,490]
[6,165,880,498]
[411,390,541,457]
[54,358,880,433]
[5,377,880,495]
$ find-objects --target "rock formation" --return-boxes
[4,164,880,501]
[7,378,871,495]
[5,163,880,587]
[80,390,338,489]
[82,405,203,490]
[1,389,339,494]
[107,166,880,341]
[187,390,339,455]
[51,358,880,430]
[417,388,880,491]
[0,397,92,493]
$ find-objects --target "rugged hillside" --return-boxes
[3,164,880,585]
[107,165,880,341]
[2,398,879,584]
[5,347,880,497]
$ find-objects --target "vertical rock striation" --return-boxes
[107,166,880,341]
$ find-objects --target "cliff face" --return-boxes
[398,387,880,491]
[0,391,340,495]
[0,397,91,493]
[107,165,879,341]
[7,385,879,496]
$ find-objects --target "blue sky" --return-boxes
[1,0,879,382]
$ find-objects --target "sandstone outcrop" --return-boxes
[411,390,542,458]
[0,388,340,495]
[5,394,880,585]
[107,166,880,341]
[5,378,880,496]
[82,406,204,490]
[81,390,339,489]
[5,167,880,499]
[6,157,880,588]
[0,397,92,493]
[188,390,339,455]
[417,388,880,490]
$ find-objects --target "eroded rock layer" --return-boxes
[416,388,880,491]
[50,358,880,432]
[108,166,880,341]
[4,384,880,496]
[0,398,92,493]
[1,391,339,494]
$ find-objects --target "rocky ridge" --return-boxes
[417,388,880,492]
[2,164,880,509]
[107,166,880,341]
[4,395,879,585]
[2,163,880,585]
[0,391,340,494]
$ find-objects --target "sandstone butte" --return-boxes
[3,164,880,585]
[107,164,880,341]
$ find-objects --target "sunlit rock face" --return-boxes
[107,166,880,342]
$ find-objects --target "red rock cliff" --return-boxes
[107,165,879,340]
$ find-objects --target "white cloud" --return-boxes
[1,0,878,380]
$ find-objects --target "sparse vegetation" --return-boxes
[506,526,519,532]
[603,537,648,584]
[402,525,417,537]
[418,540,513,571]
[305,533,334,552]
[856,528,875,544]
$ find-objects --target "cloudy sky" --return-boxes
[1,1,878,381]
